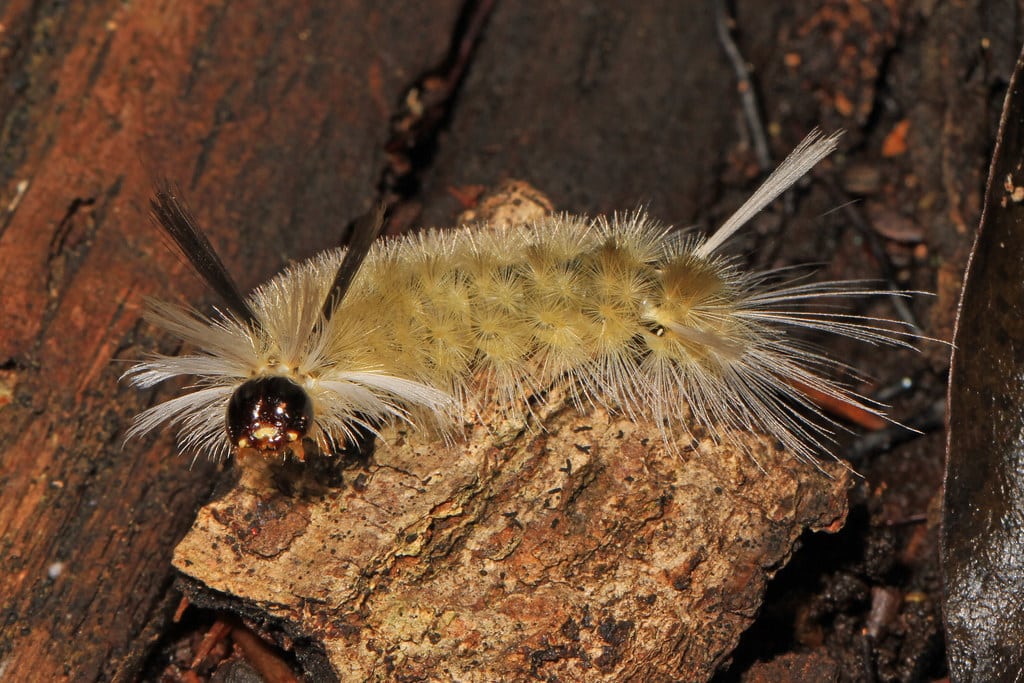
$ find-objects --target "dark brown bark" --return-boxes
[0,2,461,680]
[0,0,1013,680]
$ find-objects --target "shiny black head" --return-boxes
[227,376,314,458]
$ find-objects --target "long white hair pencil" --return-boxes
[124,129,918,466]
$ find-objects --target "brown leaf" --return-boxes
[943,41,1024,682]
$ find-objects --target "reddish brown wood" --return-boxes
[0,0,1006,679]
[0,2,460,680]
[174,387,853,680]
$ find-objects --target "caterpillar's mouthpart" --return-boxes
[227,376,314,460]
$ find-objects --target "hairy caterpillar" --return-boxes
[125,130,916,464]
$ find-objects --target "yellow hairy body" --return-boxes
[128,130,911,463]
[253,214,737,414]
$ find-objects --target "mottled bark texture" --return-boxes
[171,182,852,679]
[0,2,461,680]
[0,0,1006,680]
[176,386,851,680]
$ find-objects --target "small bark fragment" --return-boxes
[175,269,852,683]
[176,395,850,681]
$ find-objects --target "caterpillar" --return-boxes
[125,129,916,464]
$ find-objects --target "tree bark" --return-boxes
[0,0,1009,680]
[175,377,852,681]
[0,2,461,680]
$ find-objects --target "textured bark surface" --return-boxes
[0,2,461,681]
[171,184,853,680]
[0,0,1012,680]
[175,389,851,681]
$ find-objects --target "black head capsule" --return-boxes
[227,376,314,459]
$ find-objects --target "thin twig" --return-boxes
[822,179,924,333]
[713,0,772,170]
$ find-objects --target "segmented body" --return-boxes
[127,130,911,463]
[129,210,894,462]
[288,213,737,415]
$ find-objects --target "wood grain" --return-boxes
[0,2,460,680]
[0,0,997,679]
